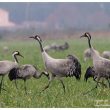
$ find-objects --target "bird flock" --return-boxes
[0,32,110,94]
[44,42,69,52]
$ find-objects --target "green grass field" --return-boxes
[0,37,110,108]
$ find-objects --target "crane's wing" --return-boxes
[8,67,18,81]
[52,55,81,78]
[95,57,110,72]
[17,64,36,78]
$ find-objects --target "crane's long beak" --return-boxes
[19,54,24,58]
[29,36,35,39]
[80,35,85,38]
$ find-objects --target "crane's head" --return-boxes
[42,71,49,79]
[29,35,42,43]
[12,51,24,58]
[84,66,94,82]
[80,32,91,40]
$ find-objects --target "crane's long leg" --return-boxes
[83,77,100,95]
[42,74,54,92]
[93,77,105,86]
[59,79,65,93]
[42,80,51,92]
[14,71,18,89]
[24,79,27,94]
[0,76,4,94]
[1,76,6,91]
[15,80,18,89]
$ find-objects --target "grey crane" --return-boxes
[29,35,81,93]
[0,51,23,93]
[56,42,69,51]
[80,32,110,88]
[85,66,110,87]
[8,64,49,94]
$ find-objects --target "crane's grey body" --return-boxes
[81,32,110,88]
[42,52,80,77]
[42,51,81,93]
[0,61,18,93]
[17,64,38,79]
[8,64,49,94]
[15,64,45,79]
[0,60,18,74]
[30,35,81,93]
[91,49,110,74]
[0,51,23,93]
[85,66,110,88]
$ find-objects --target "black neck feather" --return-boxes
[87,35,92,48]
[38,40,44,52]
[14,55,18,63]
